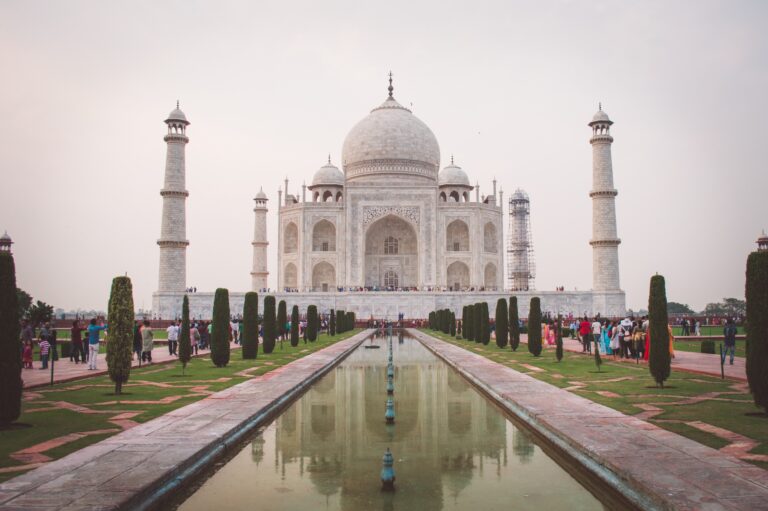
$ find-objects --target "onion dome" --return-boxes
[311,157,344,187]
[589,103,612,126]
[165,101,189,124]
[254,187,268,200]
[438,158,471,187]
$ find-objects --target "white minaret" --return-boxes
[157,102,190,294]
[589,104,621,291]
[251,188,269,291]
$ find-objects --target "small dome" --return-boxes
[589,106,612,125]
[0,231,11,242]
[254,187,267,200]
[165,102,189,124]
[438,163,470,187]
[311,161,344,187]
[510,188,529,201]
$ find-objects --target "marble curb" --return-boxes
[0,331,372,511]
[409,329,768,511]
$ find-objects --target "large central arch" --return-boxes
[364,214,418,288]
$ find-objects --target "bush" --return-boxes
[555,318,563,362]
[262,295,276,354]
[450,311,456,336]
[330,309,336,336]
[648,275,671,387]
[474,302,482,343]
[466,305,474,341]
[509,296,520,351]
[277,300,287,341]
[746,251,768,412]
[178,295,192,371]
[528,297,542,356]
[210,288,231,367]
[61,342,71,358]
[241,292,259,359]
[701,340,716,354]
[291,305,299,347]
[307,305,318,342]
[0,252,21,425]
[337,310,345,334]
[107,276,134,394]
[480,302,490,345]
[495,298,508,348]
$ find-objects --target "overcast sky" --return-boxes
[1,0,766,313]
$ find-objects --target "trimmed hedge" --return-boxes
[210,288,231,367]
[509,296,520,351]
[0,252,21,425]
[241,292,259,359]
[648,275,671,387]
[330,309,336,336]
[495,298,508,348]
[178,294,192,370]
[107,276,134,394]
[528,297,542,356]
[262,295,276,354]
[307,305,318,342]
[277,300,287,341]
[701,340,716,354]
[291,305,299,347]
[746,250,768,412]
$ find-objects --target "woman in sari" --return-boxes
[602,321,612,355]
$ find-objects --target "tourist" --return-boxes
[21,320,34,345]
[230,319,239,344]
[133,321,143,363]
[70,320,84,364]
[694,319,701,336]
[668,324,675,359]
[39,335,51,369]
[609,321,621,360]
[87,318,107,370]
[167,321,179,356]
[141,319,154,364]
[22,340,33,369]
[601,321,612,356]
[723,318,737,365]
[191,322,200,355]
[578,317,591,353]
[591,317,601,354]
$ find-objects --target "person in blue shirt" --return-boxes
[87,318,107,370]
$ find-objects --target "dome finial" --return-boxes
[451,154,454,165]
[599,101,602,111]
[176,100,180,109]
[388,71,394,98]
[328,153,331,165]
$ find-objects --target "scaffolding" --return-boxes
[507,189,535,291]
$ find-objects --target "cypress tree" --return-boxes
[210,288,231,367]
[555,317,563,362]
[241,292,259,359]
[443,309,451,334]
[746,250,768,412]
[106,276,134,394]
[466,305,474,341]
[307,305,318,342]
[480,302,490,345]
[458,307,465,337]
[450,311,456,336]
[495,298,508,348]
[290,305,299,347]
[337,310,345,333]
[349,312,356,331]
[178,295,192,372]
[330,309,336,336]
[263,295,276,354]
[0,252,21,426]
[528,297,542,356]
[509,296,521,351]
[648,275,671,387]
[277,300,287,341]
[474,302,482,343]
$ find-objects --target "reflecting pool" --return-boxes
[178,334,605,510]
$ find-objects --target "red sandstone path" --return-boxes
[530,334,747,381]
[21,342,240,389]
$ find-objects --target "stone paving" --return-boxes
[410,329,768,511]
[0,331,370,511]
[22,343,237,389]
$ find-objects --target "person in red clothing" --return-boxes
[578,317,592,353]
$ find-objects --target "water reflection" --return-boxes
[179,335,603,511]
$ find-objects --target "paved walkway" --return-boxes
[0,331,370,511]
[22,343,240,389]
[412,329,768,511]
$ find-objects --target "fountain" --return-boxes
[380,448,395,491]
[385,395,395,424]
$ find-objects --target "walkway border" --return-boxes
[410,329,768,511]
[0,330,372,511]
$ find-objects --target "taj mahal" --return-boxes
[153,76,625,320]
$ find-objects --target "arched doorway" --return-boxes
[483,222,498,253]
[312,220,336,251]
[284,263,297,290]
[446,261,470,291]
[312,261,336,292]
[446,219,469,252]
[284,222,298,253]
[484,263,497,290]
[364,215,418,288]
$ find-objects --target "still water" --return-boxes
[178,334,605,511]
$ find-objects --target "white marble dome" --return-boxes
[342,95,440,182]
[590,109,611,124]
[311,161,344,187]
[438,163,471,187]
[166,106,189,124]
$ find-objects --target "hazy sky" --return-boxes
[1,0,766,313]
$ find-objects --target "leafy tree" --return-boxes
[307,305,318,342]
[746,251,768,412]
[107,276,134,394]
[555,317,563,362]
[667,301,695,315]
[263,296,276,354]
[0,252,21,426]
[330,309,336,336]
[703,298,747,317]
[210,288,231,367]
[509,296,520,351]
[495,298,508,348]
[29,300,54,327]
[648,275,671,387]
[528,297,542,356]
[480,302,490,345]
[277,300,287,341]
[178,295,192,372]
[15,288,31,321]
[290,305,299,347]
[241,292,259,359]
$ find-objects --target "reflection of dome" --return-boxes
[311,161,344,187]
[439,163,471,187]
[342,85,440,183]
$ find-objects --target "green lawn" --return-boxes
[674,339,746,357]
[670,325,745,337]
[421,329,767,470]
[52,328,169,340]
[0,330,361,482]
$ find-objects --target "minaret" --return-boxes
[589,104,621,291]
[251,188,269,291]
[157,102,190,294]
